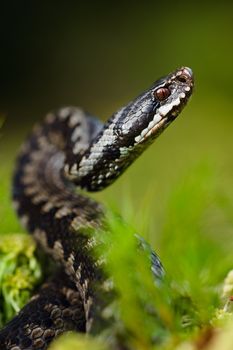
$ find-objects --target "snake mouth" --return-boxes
[135,68,193,144]
[135,89,190,143]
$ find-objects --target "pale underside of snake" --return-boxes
[0,67,194,350]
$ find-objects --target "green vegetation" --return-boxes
[49,163,233,349]
[1,161,233,349]
[0,234,42,327]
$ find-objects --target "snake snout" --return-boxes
[182,67,193,79]
[176,67,194,87]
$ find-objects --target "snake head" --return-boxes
[116,67,194,146]
[67,67,194,191]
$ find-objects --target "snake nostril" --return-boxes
[176,75,188,83]
[176,67,193,84]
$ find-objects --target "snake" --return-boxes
[0,67,194,349]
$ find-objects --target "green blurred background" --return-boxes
[1,0,233,243]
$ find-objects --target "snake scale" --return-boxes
[0,67,194,349]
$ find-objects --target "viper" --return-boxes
[0,67,194,349]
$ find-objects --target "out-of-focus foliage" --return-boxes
[159,164,233,323]
[49,333,108,350]
[48,165,233,350]
[95,211,170,349]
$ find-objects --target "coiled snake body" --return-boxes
[0,67,194,349]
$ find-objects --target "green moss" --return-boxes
[0,234,42,327]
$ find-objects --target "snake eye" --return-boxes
[154,87,171,101]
